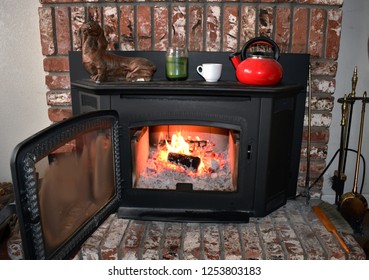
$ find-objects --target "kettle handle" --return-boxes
[240,37,280,61]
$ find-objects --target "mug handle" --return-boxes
[197,65,203,77]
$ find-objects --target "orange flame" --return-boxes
[166,131,190,155]
[155,131,224,176]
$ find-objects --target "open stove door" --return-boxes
[10,110,122,259]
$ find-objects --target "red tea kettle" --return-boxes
[229,37,283,86]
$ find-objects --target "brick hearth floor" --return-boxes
[7,198,366,260]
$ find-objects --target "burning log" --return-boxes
[186,139,208,147]
[158,139,208,148]
[167,152,201,170]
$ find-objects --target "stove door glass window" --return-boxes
[35,127,115,257]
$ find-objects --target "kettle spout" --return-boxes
[229,52,241,69]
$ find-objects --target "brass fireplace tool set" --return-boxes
[331,67,368,231]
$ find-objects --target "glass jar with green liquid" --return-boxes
[165,47,188,81]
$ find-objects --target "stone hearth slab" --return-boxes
[7,198,366,260]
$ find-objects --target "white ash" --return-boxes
[136,146,235,192]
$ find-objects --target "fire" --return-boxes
[156,131,223,176]
[166,131,190,155]
[136,128,234,192]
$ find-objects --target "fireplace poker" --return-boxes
[331,67,358,205]
[340,67,358,201]
[305,64,312,204]
[342,67,358,170]
[331,95,349,205]
[338,92,368,230]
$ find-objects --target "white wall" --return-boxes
[322,0,369,203]
[0,0,50,182]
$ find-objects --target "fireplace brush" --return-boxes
[312,204,350,253]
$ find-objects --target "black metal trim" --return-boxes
[118,207,250,223]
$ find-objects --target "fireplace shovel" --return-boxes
[339,92,368,230]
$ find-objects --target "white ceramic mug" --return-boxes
[196,63,222,82]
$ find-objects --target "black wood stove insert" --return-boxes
[70,51,309,222]
[10,51,309,259]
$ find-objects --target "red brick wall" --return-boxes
[38,0,344,197]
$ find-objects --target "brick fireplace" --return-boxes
[7,0,368,260]
[38,0,343,198]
